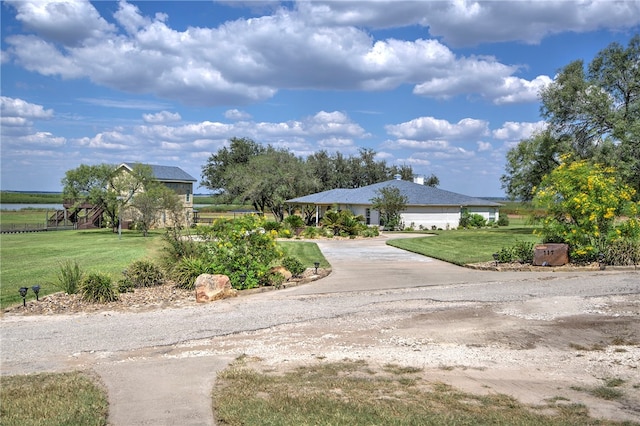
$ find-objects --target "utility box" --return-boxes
[533,243,569,266]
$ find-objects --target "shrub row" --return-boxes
[56,258,164,303]
[494,238,640,266]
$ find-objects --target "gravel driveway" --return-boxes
[2,234,639,425]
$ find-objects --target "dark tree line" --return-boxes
[200,137,438,220]
[502,35,640,201]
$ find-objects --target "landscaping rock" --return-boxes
[269,266,292,281]
[195,274,238,303]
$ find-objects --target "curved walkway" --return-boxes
[1,234,638,425]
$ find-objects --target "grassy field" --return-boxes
[0,191,63,204]
[0,214,538,308]
[0,229,163,308]
[0,208,52,226]
[0,371,108,426]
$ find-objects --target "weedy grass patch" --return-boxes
[213,359,626,425]
[0,371,108,426]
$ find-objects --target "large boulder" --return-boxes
[195,274,237,303]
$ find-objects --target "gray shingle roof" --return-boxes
[122,163,196,182]
[287,179,501,207]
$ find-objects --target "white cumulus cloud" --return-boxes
[142,111,181,124]
[386,117,489,140]
[493,121,547,141]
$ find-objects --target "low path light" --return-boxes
[31,285,41,301]
[314,262,320,274]
[19,287,28,307]
[492,253,499,267]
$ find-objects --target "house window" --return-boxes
[365,208,371,225]
[186,190,190,202]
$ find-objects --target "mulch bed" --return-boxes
[3,268,331,317]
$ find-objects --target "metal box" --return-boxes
[533,243,569,266]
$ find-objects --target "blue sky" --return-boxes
[1,1,639,197]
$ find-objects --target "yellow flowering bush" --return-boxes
[533,159,639,262]
[195,214,283,289]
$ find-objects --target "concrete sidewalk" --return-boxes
[94,355,233,425]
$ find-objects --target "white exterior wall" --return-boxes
[316,204,498,230]
[466,207,498,223]
[400,206,462,230]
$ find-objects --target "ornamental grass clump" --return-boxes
[56,259,83,294]
[123,259,164,288]
[80,272,118,303]
[172,256,213,290]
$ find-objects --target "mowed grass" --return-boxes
[0,229,163,308]
[279,240,330,269]
[213,359,622,426]
[0,371,108,426]
[388,219,540,265]
[0,209,52,226]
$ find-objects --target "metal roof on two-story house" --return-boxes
[120,163,197,183]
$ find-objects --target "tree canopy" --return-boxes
[370,186,408,230]
[502,35,640,200]
[201,139,438,220]
[62,163,172,232]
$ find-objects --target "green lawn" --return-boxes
[278,240,330,269]
[0,208,52,226]
[388,223,540,265]
[0,229,163,308]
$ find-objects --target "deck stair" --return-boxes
[48,201,104,229]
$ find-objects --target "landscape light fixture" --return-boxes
[19,287,28,307]
[314,262,320,274]
[31,285,41,301]
[492,253,499,267]
[598,252,606,270]
[239,274,247,287]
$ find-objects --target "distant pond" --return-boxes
[0,204,63,211]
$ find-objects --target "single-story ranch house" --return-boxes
[287,176,502,230]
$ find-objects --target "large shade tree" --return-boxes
[225,147,317,221]
[502,35,640,200]
[62,163,160,231]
